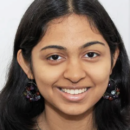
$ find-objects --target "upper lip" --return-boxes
[57,86,91,89]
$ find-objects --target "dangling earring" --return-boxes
[23,79,41,101]
[103,79,120,100]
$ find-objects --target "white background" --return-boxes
[0,0,130,90]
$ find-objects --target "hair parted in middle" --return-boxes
[0,0,130,130]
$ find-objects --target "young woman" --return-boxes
[0,0,130,130]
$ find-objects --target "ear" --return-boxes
[112,48,119,69]
[17,49,34,79]
[110,48,120,75]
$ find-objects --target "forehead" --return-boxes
[47,14,98,36]
[37,14,108,48]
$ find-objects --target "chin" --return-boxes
[58,105,94,118]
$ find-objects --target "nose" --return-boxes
[63,61,86,83]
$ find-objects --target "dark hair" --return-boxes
[0,0,130,130]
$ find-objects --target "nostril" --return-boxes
[63,67,86,83]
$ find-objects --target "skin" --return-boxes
[17,14,119,130]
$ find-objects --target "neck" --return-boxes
[37,102,96,130]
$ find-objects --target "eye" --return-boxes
[85,52,99,58]
[47,55,62,61]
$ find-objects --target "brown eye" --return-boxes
[85,52,99,58]
[47,55,62,60]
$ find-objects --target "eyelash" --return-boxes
[84,52,100,58]
[47,52,99,61]
[47,55,62,61]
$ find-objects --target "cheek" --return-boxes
[85,59,111,85]
[32,62,65,88]
[84,61,111,103]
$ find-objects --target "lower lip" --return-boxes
[57,88,89,102]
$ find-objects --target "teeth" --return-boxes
[61,88,88,95]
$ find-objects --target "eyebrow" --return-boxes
[40,41,105,51]
[40,45,66,51]
[80,41,105,49]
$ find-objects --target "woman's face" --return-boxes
[30,14,112,115]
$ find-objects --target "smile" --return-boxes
[60,88,88,95]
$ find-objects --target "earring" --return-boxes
[103,79,120,100]
[23,80,41,101]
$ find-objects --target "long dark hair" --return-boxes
[0,0,130,130]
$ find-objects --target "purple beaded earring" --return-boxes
[103,79,120,100]
[23,80,41,101]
